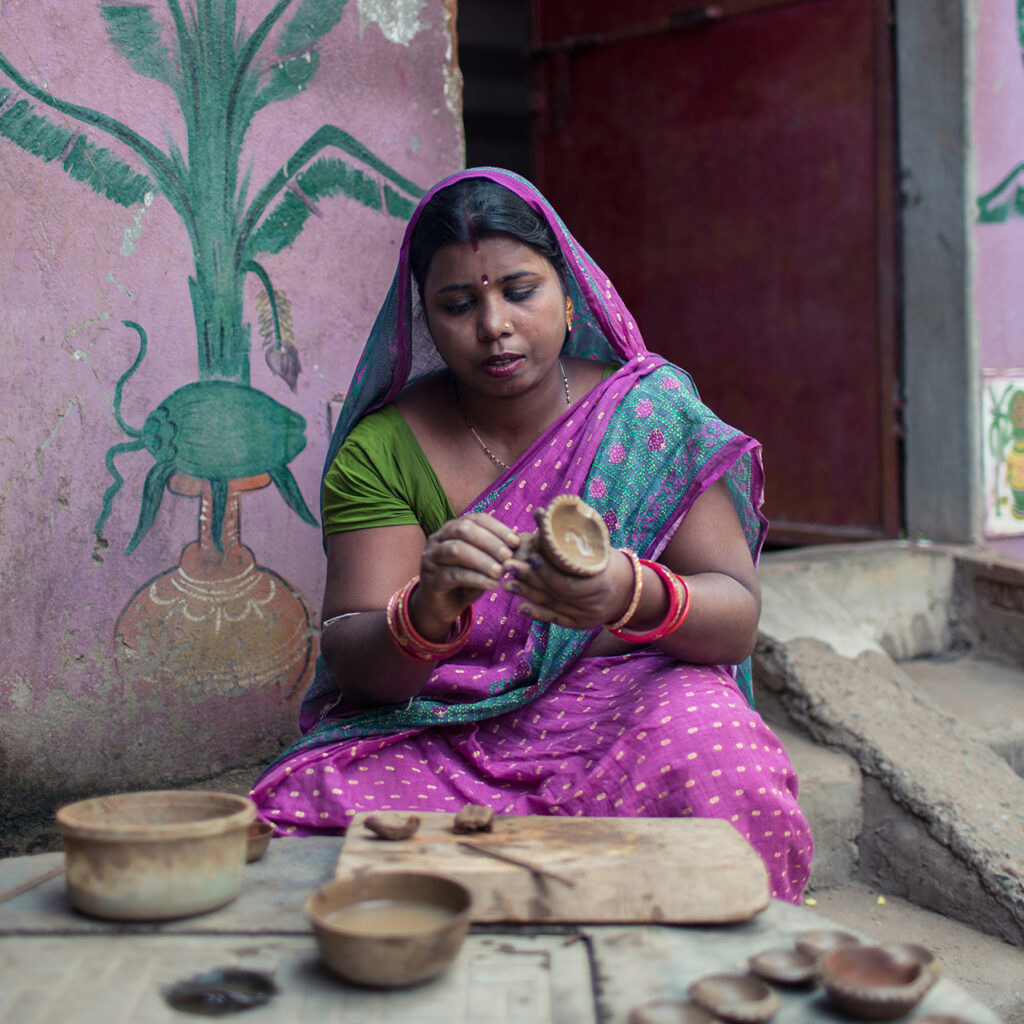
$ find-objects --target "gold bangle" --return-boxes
[605,548,643,631]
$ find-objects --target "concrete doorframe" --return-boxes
[896,0,983,544]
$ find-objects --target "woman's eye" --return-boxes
[506,287,536,303]
[441,300,471,315]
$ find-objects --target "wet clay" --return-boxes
[325,899,455,936]
[453,803,494,834]
[363,813,420,841]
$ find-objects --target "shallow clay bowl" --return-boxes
[535,494,611,576]
[246,820,274,863]
[56,790,255,921]
[818,943,938,1020]
[627,1000,720,1024]
[748,947,818,985]
[687,974,781,1023]
[307,872,472,987]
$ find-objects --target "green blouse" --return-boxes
[322,405,455,536]
[323,366,618,536]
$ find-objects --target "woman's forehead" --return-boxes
[425,235,555,287]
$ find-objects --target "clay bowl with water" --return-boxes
[307,872,472,987]
[56,790,255,921]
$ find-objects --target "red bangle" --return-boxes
[609,560,691,643]
[385,577,472,662]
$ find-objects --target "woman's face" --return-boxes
[422,234,566,398]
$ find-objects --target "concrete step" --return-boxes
[756,545,1024,946]
[900,653,1024,776]
[768,722,862,890]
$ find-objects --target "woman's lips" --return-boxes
[482,354,524,377]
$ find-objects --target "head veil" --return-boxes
[321,167,645,508]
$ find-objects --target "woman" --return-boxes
[251,168,813,902]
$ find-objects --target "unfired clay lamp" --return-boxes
[818,942,939,1020]
[517,494,611,577]
[686,974,781,1023]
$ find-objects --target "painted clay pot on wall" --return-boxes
[114,473,315,771]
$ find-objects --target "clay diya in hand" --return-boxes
[517,494,611,577]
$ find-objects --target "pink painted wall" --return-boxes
[0,0,461,843]
[973,0,1024,558]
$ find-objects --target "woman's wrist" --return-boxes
[407,581,460,643]
[387,577,471,663]
[605,548,643,631]
[609,560,691,643]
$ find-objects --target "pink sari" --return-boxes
[251,169,813,902]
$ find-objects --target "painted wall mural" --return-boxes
[0,0,459,836]
[1,0,424,696]
[975,0,1024,545]
[984,372,1024,535]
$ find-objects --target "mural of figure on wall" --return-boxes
[976,0,1024,539]
[0,0,425,705]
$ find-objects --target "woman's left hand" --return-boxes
[503,547,635,630]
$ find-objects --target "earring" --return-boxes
[566,297,575,331]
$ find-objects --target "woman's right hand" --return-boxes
[413,513,520,639]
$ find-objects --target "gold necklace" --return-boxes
[458,359,571,471]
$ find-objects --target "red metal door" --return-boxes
[531,0,900,545]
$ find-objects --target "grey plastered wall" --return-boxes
[896,0,982,544]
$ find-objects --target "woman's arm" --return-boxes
[504,478,761,666]
[321,514,520,706]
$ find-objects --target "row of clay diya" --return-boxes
[629,928,952,1023]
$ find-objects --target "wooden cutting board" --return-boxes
[336,812,770,924]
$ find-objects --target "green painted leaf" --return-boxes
[0,98,74,161]
[63,135,154,207]
[268,465,318,526]
[249,191,311,255]
[383,183,416,220]
[255,50,320,110]
[277,0,348,55]
[101,5,181,90]
[248,157,384,254]
[0,94,153,206]
[977,161,1024,223]
[125,460,175,554]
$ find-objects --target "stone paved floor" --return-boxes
[0,837,1003,1024]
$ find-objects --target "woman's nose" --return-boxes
[477,297,511,341]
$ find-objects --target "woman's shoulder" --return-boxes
[344,403,409,447]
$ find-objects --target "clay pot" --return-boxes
[534,494,611,576]
[57,790,255,920]
[818,942,939,1020]
[245,820,274,863]
[307,872,472,987]
[687,974,781,1022]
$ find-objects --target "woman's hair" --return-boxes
[409,177,567,294]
